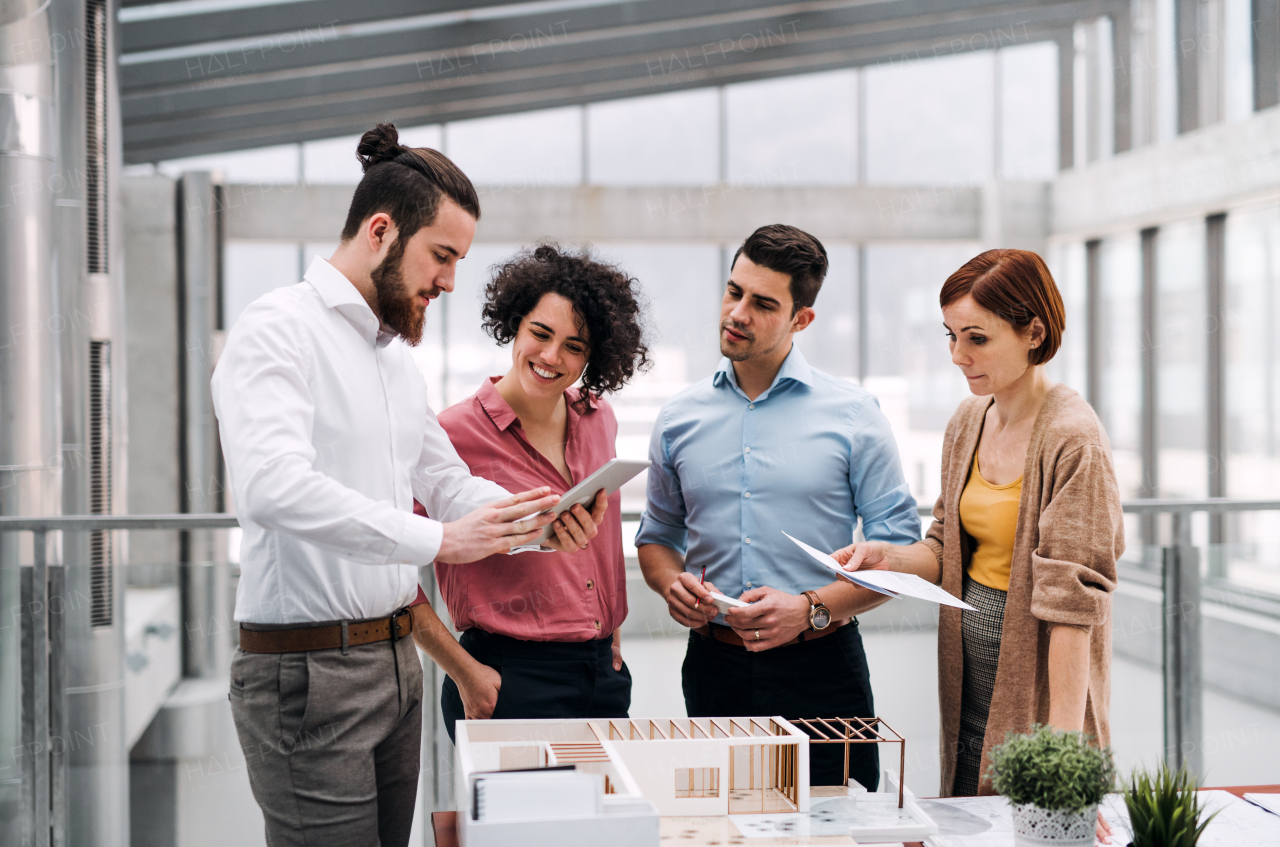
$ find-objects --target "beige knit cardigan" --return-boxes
[922,384,1124,796]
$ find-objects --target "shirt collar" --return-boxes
[712,343,814,400]
[304,256,395,348]
[476,377,594,434]
[477,378,520,432]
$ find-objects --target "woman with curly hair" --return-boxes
[429,243,650,736]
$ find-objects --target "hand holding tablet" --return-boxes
[508,458,650,553]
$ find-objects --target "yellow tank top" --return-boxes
[958,453,1022,592]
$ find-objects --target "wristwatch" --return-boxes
[803,590,831,631]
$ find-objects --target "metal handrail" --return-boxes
[0,513,240,531]
[2,497,1274,533]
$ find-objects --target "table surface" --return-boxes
[431,785,1280,847]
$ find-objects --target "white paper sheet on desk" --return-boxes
[919,795,1013,846]
[783,532,975,610]
[1100,791,1280,847]
[1247,793,1280,817]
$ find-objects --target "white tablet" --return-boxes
[512,458,650,551]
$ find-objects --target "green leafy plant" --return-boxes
[987,725,1116,813]
[1124,764,1217,847]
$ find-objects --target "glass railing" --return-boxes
[3,503,1279,843]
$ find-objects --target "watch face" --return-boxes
[812,607,831,630]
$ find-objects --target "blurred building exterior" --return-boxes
[4,1,1280,845]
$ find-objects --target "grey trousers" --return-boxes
[229,633,423,847]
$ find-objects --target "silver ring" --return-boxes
[754,630,761,641]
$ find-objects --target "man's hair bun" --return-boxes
[356,123,405,173]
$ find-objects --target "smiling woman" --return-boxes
[425,244,653,737]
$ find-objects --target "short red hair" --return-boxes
[939,249,1065,365]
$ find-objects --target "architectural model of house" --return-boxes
[454,716,812,847]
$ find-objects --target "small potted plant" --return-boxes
[988,725,1116,846]
[1123,763,1217,846]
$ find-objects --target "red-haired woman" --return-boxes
[832,249,1123,823]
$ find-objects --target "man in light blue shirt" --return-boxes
[637,224,921,791]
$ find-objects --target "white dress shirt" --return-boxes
[212,257,509,624]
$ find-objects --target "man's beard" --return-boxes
[719,320,756,362]
[719,319,787,362]
[371,238,427,346]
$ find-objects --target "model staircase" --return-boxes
[549,742,610,763]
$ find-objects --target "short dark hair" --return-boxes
[340,123,480,242]
[482,244,650,415]
[939,248,1065,365]
[731,224,829,314]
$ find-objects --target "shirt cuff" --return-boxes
[634,512,688,556]
[389,511,443,565]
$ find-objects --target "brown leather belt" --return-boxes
[693,618,852,649]
[239,609,413,654]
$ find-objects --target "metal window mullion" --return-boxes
[1207,214,1227,562]
[1085,239,1102,410]
[1057,30,1076,170]
[33,530,50,847]
[1252,0,1280,110]
[1175,0,1201,132]
[1111,9,1133,153]
[1141,228,1160,552]
[1163,509,1204,779]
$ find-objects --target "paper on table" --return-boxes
[1247,793,1280,817]
[920,795,1013,847]
[1103,790,1280,846]
[783,532,976,611]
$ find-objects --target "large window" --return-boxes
[1045,240,1088,396]
[1155,219,1208,499]
[1224,204,1280,593]
[1097,233,1144,499]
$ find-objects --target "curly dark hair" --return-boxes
[482,244,650,414]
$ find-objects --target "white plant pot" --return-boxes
[1010,802,1098,847]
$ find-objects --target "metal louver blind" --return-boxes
[85,0,108,274]
[89,340,113,627]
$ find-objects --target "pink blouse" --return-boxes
[429,378,627,641]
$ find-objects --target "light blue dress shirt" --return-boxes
[636,346,922,613]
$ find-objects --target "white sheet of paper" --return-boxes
[783,532,976,611]
[1101,791,1280,847]
[1247,793,1280,817]
[921,794,1013,846]
[706,591,748,616]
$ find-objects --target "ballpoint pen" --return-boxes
[693,564,707,609]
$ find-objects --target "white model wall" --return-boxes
[612,740,730,817]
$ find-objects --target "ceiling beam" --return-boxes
[120,0,525,54]
[217,182,987,244]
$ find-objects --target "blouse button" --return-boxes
[586,580,595,589]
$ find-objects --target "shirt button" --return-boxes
[744,447,751,454]
[747,582,753,588]
[586,580,595,589]
[594,620,601,630]
[745,537,752,544]
[749,403,755,409]
[744,492,751,498]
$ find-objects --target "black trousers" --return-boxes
[681,623,879,790]
[442,629,632,743]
